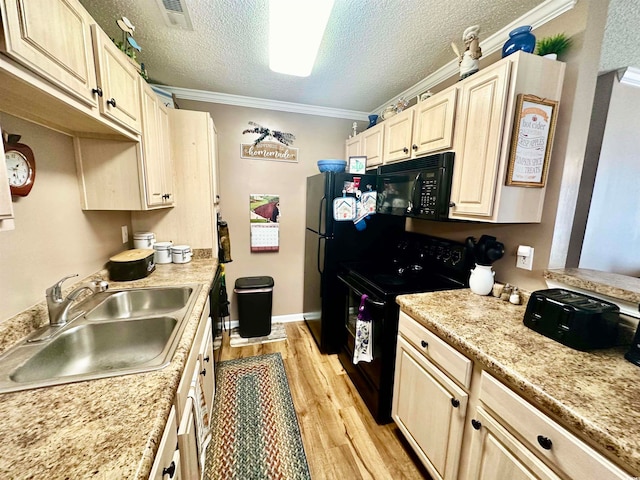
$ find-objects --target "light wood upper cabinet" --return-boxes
[0,137,15,232]
[0,0,99,107]
[90,25,141,133]
[140,81,173,207]
[412,87,457,157]
[361,122,384,167]
[450,60,511,218]
[75,81,173,211]
[449,52,565,223]
[383,107,414,163]
[345,135,360,160]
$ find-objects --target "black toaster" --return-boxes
[523,289,620,351]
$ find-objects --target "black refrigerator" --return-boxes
[303,171,405,353]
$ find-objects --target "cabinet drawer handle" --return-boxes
[162,460,176,478]
[91,87,103,97]
[200,368,207,376]
[412,144,418,151]
[403,147,409,154]
[107,98,117,107]
[471,419,481,430]
[449,202,456,207]
[420,340,428,348]
[537,435,553,450]
[451,398,460,408]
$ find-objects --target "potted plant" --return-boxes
[535,33,572,60]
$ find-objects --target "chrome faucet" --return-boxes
[46,274,109,326]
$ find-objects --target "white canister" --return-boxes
[153,241,173,264]
[133,231,156,249]
[469,264,495,295]
[171,245,192,264]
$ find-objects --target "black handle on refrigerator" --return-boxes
[317,236,325,275]
[318,195,327,236]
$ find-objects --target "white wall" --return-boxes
[579,74,640,275]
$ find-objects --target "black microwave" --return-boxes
[376,152,454,221]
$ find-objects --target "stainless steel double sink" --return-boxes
[0,284,202,393]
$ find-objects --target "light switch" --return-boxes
[516,245,534,270]
[121,225,128,244]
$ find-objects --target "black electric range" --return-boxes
[336,233,471,423]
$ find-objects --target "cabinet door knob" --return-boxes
[412,144,418,151]
[107,98,117,108]
[203,355,210,363]
[449,201,456,207]
[403,147,409,154]
[471,419,482,430]
[91,87,103,97]
[200,368,207,376]
[162,460,176,478]
[451,398,460,408]
[420,340,428,348]
[537,435,553,450]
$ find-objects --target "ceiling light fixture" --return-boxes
[269,0,335,77]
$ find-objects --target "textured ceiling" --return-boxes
[79,0,548,112]
[600,0,640,73]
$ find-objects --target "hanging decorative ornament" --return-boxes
[242,122,295,146]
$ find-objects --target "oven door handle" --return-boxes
[337,275,385,308]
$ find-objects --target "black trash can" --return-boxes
[234,276,274,338]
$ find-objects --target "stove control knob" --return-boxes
[451,250,462,265]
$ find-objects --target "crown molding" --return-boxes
[156,0,576,120]
[370,0,577,114]
[617,67,640,88]
[157,85,370,121]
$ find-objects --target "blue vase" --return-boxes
[367,114,378,129]
[502,25,536,58]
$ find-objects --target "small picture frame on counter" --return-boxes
[348,155,367,174]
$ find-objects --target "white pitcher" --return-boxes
[469,264,495,295]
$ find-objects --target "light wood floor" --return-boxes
[218,321,431,480]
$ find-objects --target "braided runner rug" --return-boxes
[203,353,311,480]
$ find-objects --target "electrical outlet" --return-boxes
[121,225,128,244]
[516,245,534,270]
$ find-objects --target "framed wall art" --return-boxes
[348,155,367,174]
[506,94,559,187]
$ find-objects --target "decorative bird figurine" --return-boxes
[242,122,295,146]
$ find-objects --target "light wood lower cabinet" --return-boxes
[175,299,214,479]
[466,406,562,480]
[392,336,468,480]
[149,406,181,480]
[396,310,633,480]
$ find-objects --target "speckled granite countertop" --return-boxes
[396,289,640,475]
[545,268,640,305]
[0,256,217,479]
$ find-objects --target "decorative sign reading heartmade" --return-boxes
[241,141,298,162]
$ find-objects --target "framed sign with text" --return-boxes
[506,94,559,187]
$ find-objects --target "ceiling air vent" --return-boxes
[155,0,193,30]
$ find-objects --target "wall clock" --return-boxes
[4,134,35,197]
